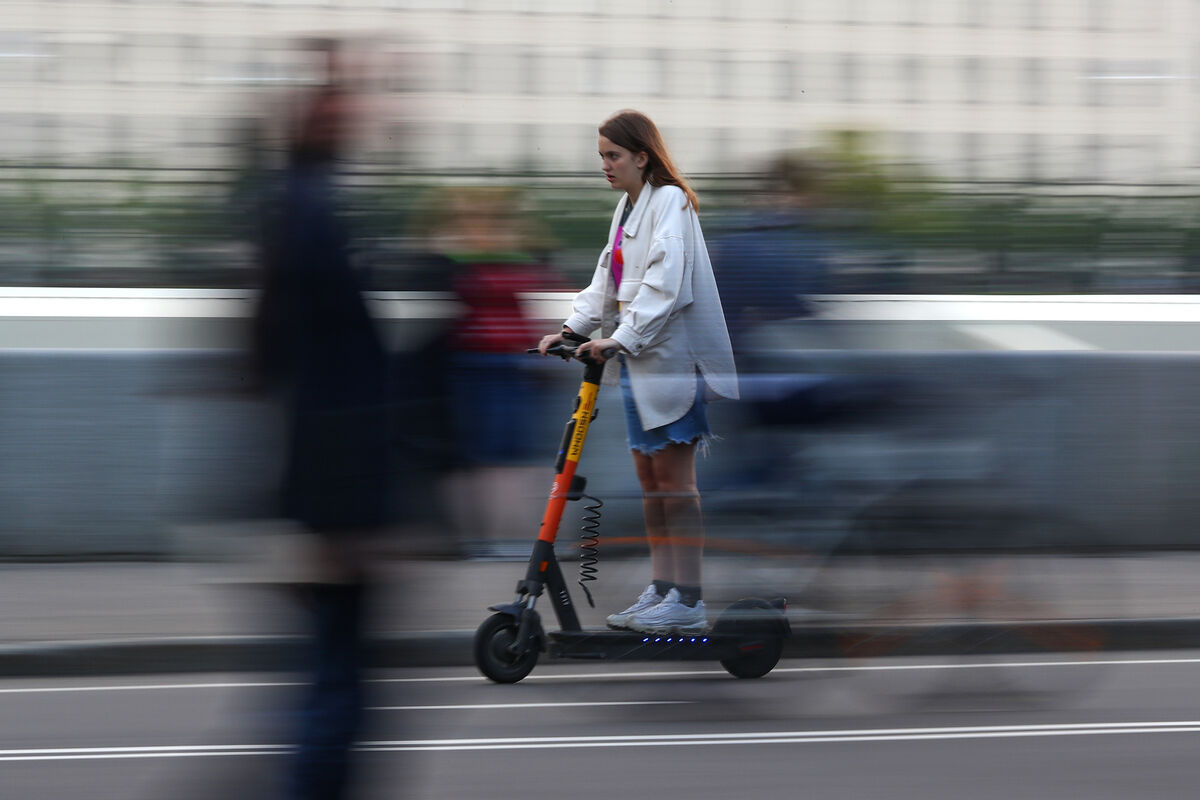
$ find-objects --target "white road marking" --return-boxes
[7,721,1200,761]
[377,656,1200,683]
[367,701,690,711]
[367,705,686,710]
[0,681,303,695]
[0,743,288,762]
[2,655,1199,695]
[362,721,1200,751]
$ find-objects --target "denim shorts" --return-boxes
[620,361,711,455]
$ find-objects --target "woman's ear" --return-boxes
[635,151,649,170]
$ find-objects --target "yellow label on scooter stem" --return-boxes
[565,382,598,463]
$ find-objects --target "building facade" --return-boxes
[1,0,1195,181]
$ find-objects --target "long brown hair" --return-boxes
[599,110,698,211]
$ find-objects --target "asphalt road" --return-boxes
[5,651,1200,799]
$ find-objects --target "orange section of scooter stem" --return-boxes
[536,461,577,543]
[536,379,597,543]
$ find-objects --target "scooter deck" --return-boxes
[547,629,779,662]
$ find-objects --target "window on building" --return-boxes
[646,0,671,19]
[777,57,795,100]
[963,57,982,104]
[1024,58,1044,105]
[860,0,902,25]
[112,36,132,85]
[381,123,410,166]
[1083,59,1106,106]
[73,41,113,84]
[606,53,660,98]
[579,122,599,170]
[180,115,206,152]
[903,56,922,104]
[776,127,794,154]
[710,128,732,170]
[580,50,604,95]
[735,0,792,20]
[541,52,573,96]
[389,0,467,9]
[515,122,538,171]
[455,50,474,93]
[902,0,928,26]
[519,49,539,96]
[477,48,519,96]
[1024,133,1042,182]
[961,132,981,180]
[1109,60,1169,107]
[652,50,669,97]
[109,115,131,162]
[1025,0,1044,29]
[861,55,894,104]
[1114,0,1165,32]
[1083,135,1106,181]
[714,51,735,99]
[181,35,202,85]
[1086,0,1109,31]
[840,53,859,103]
[963,0,986,28]
[0,115,23,162]
[925,133,957,176]
[1109,136,1162,182]
[0,34,41,83]
[454,123,474,169]
[37,37,59,83]
[897,130,923,165]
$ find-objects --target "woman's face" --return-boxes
[598,135,647,196]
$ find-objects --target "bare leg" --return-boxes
[632,450,673,581]
[632,442,703,586]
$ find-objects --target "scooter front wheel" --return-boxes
[474,613,539,683]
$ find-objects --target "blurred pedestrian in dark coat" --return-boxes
[254,80,389,800]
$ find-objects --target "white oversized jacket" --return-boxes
[563,181,738,430]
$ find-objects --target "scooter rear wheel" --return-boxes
[715,599,786,679]
[474,612,539,683]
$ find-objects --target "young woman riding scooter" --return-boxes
[539,109,738,635]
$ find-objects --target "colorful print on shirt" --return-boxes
[611,199,632,290]
[611,224,624,289]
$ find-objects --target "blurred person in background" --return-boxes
[251,44,391,800]
[711,152,830,357]
[708,151,905,504]
[430,186,563,560]
[538,110,737,634]
[700,151,907,525]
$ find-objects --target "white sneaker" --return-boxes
[627,588,707,634]
[606,584,663,629]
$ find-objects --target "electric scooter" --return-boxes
[473,331,790,683]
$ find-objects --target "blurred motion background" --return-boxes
[3,0,1200,571]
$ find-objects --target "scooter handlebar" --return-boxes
[526,341,618,362]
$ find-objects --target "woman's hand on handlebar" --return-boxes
[537,331,566,356]
[576,337,620,364]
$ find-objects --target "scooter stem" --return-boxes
[536,358,605,544]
